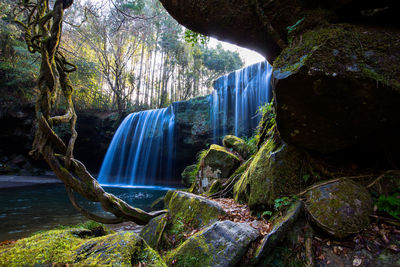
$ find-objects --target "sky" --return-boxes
[209,37,266,67]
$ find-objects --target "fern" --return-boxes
[377,193,400,220]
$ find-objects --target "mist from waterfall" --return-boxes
[98,107,175,186]
[211,61,272,143]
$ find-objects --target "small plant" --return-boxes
[261,210,273,219]
[302,174,311,183]
[376,193,400,220]
[274,197,291,211]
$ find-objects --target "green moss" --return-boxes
[0,229,166,266]
[165,191,224,247]
[223,135,249,158]
[0,229,80,266]
[165,235,212,267]
[306,180,372,238]
[181,164,198,188]
[233,138,308,209]
[273,24,400,90]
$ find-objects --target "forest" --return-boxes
[0,0,243,115]
[0,0,399,266]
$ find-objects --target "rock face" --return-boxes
[305,180,372,238]
[234,139,308,209]
[165,220,259,267]
[159,0,398,62]
[223,135,249,159]
[173,96,212,176]
[273,24,400,154]
[0,228,166,266]
[198,144,240,192]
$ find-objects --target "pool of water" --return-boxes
[0,184,172,241]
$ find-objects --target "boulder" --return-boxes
[165,220,259,267]
[181,164,198,187]
[251,201,304,265]
[74,232,166,266]
[234,139,308,209]
[197,144,240,192]
[305,180,372,238]
[0,228,166,266]
[223,135,249,159]
[168,191,225,230]
[140,214,168,250]
[273,24,400,154]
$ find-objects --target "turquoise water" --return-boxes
[0,184,171,241]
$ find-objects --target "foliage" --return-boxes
[184,29,210,46]
[0,0,244,113]
[243,135,258,156]
[376,193,400,220]
[274,197,291,211]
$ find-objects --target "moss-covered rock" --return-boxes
[273,23,400,154]
[0,228,166,266]
[74,232,166,266]
[140,214,168,250]
[305,180,372,238]
[233,139,308,209]
[168,191,225,230]
[196,144,240,193]
[165,220,259,267]
[181,164,198,187]
[223,135,249,159]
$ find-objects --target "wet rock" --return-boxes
[165,220,259,267]
[223,135,249,159]
[234,139,308,209]
[181,164,198,187]
[173,96,212,177]
[305,180,372,238]
[273,24,400,154]
[251,201,304,264]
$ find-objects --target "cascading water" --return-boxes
[211,61,272,143]
[98,107,175,186]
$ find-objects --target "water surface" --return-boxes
[0,184,170,241]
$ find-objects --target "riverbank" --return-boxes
[0,175,61,189]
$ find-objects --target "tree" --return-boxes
[13,0,165,225]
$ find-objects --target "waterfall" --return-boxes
[211,61,272,143]
[98,106,175,186]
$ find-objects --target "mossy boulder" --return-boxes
[197,144,240,193]
[165,220,259,267]
[168,191,225,230]
[140,214,168,250]
[0,228,166,266]
[273,23,400,154]
[305,180,372,238]
[233,139,308,209]
[181,164,198,187]
[223,135,249,159]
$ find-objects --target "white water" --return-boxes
[98,106,175,186]
[211,61,272,143]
